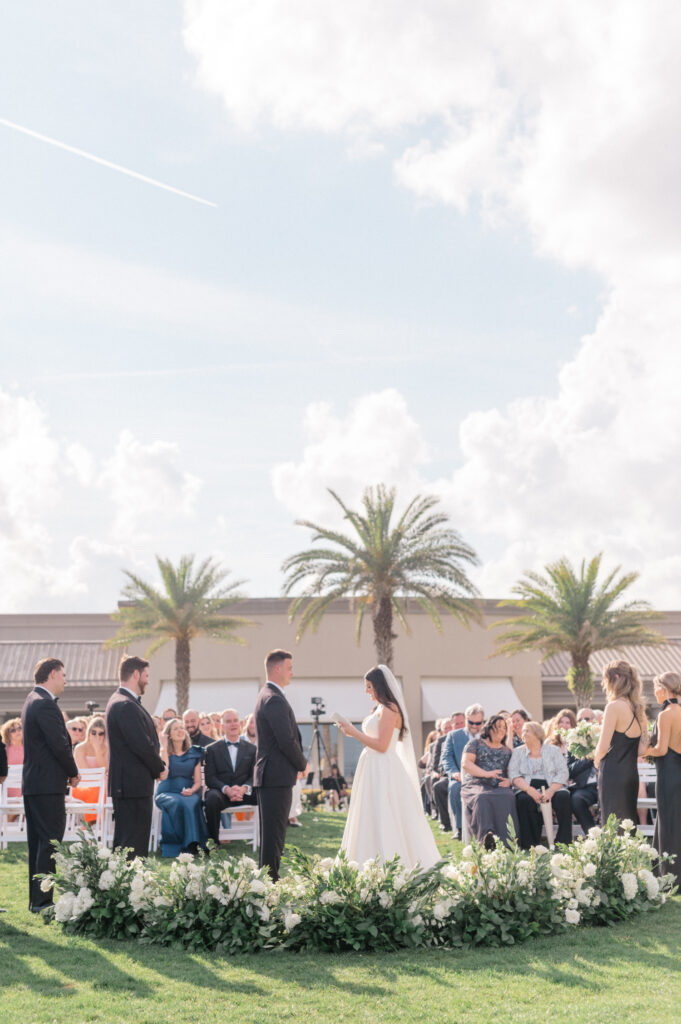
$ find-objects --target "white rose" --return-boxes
[319,890,342,906]
[565,908,580,925]
[319,858,335,872]
[587,827,602,839]
[378,891,393,909]
[98,870,115,891]
[259,904,271,922]
[533,845,549,857]
[620,818,635,832]
[284,911,302,931]
[250,879,267,895]
[432,902,449,921]
[40,876,54,893]
[581,839,598,854]
[621,873,638,900]
[461,846,474,860]
[97,846,112,859]
[583,862,597,878]
[177,852,193,863]
[412,914,423,927]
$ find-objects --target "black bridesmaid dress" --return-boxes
[652,701,681,884]
[598,710,640,824]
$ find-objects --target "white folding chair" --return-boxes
[637,763,657,837]
[64,768,107,842]
[0,766,26,849]
[218,805,259,851]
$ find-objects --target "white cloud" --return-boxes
[272,389,430,524]
[188,2,681,606]
[0,388,204,611]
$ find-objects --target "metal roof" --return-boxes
[541,641,681,681]
[0,641,120,688]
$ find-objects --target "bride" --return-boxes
[337,665,440,870]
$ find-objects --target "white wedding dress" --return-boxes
[340,707,440,870]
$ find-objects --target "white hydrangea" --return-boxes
[587,827,602,839]
[97,845,112,860]
[249,879,267,895]
[581,838,598,854]
[621,873,638,900]
[392,871,407,891]
[565,908,580,925]
[98,870,115,891]
[582,861,597,877]
[432,901,450,921]
[319,889,342,906]
[319,857,335,872]
[533,845,549,857]
[412,914,423,927]
[177,852,194,863]
[259,904,271,922]
[461,846,474,860]
[440,863,459,882]
[378,891,393,909]
[638,869,659,900]
[284,911,301,931]
[54,892,76,922]
[72,886,94,918]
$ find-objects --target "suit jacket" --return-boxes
[105,688,165,799]
[253,682,307,788]
[568,753,597,790]
[440,728,472,777]
[204,737,256,792]
[188,729,214,750]
[0,736,7,778]
[21,687,78,796]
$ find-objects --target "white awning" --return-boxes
[154,679,260,718]
[420,678,526,721]
[153,677,372,723]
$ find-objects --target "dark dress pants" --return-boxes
[571,783,598,834]
[24,793,66,911]
[516,781,573,849]
[112,795,153,859]
[204,788,258,846]
[257,786,292,882]
[433,777,452,829]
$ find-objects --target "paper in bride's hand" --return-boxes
[331,711,350,728]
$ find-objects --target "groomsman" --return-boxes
[106,655,165,858]
[254,650,307,881]
[203,708,257,846]
[21,657,80,912]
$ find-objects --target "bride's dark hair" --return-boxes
[365,666,406,740]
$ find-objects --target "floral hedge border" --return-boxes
[41,818,676,954]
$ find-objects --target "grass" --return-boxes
[1,812,679,1024]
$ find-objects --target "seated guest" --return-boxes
[451,712,466,731]
[161,707,178,724]
[568,750,599,835]
[155,719,208,856]
[547,708,577,757]
[508,708,531,748]
[509,721,571,848]
[0,719,23,797]
[461,714,518,848]
[182,708,214,749]
[66,717,87,748]
[322,763,348,809]
[440,704,485,840]
[203,708,257,847]
[428,717,454,831]
[72,717,108,823]
[199,713,218,740]
[419,729,439,814]
[420,720,444,820]
[240,712,257,745]
[576,707,595,723]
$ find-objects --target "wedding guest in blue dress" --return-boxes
[155,719,207,857]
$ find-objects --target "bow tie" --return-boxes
[53,696,60,704]
[135,695,142,704]
[226,741,239,748]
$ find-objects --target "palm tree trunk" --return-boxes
[566,655,594,711]
[175,633,191,714]
[373,594,396,668]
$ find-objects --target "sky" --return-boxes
[1,1,680,614]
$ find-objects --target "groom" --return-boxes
[254,649,307,881]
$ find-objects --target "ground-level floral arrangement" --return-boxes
[41,818,675,953]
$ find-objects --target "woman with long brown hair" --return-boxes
[593,660,647,824]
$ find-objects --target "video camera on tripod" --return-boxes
[310,696,326,719]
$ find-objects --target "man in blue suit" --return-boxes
[437,703,485,839]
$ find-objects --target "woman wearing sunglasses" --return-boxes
[72,717,109,823]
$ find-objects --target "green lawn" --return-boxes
[1,812,679,1024]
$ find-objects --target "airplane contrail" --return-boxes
[0,117,217,208]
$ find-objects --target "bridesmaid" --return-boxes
[593,660,647,825]
[645,672,681,883]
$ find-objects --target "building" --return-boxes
[2,602,680,777]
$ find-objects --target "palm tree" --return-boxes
[492,554,666,707]
[105,554,253,713]
[282,484,481,668]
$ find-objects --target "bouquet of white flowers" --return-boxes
[562,720,601,759]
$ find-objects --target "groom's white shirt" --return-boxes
[266,679,284,695]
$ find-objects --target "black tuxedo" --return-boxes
[105,688,165,858]
[203,737,257,844]
[569,754,599,833]
[0,736,7,779]
[21,686,78,910]
[254,682,307,880]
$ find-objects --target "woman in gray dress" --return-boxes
[461,715,518,848]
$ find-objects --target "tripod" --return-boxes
[306,713,334,787]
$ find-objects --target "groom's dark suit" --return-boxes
[203,736,257,845]
[21,686,78,911]
[105,688,165,858]
[254,682,307,880]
